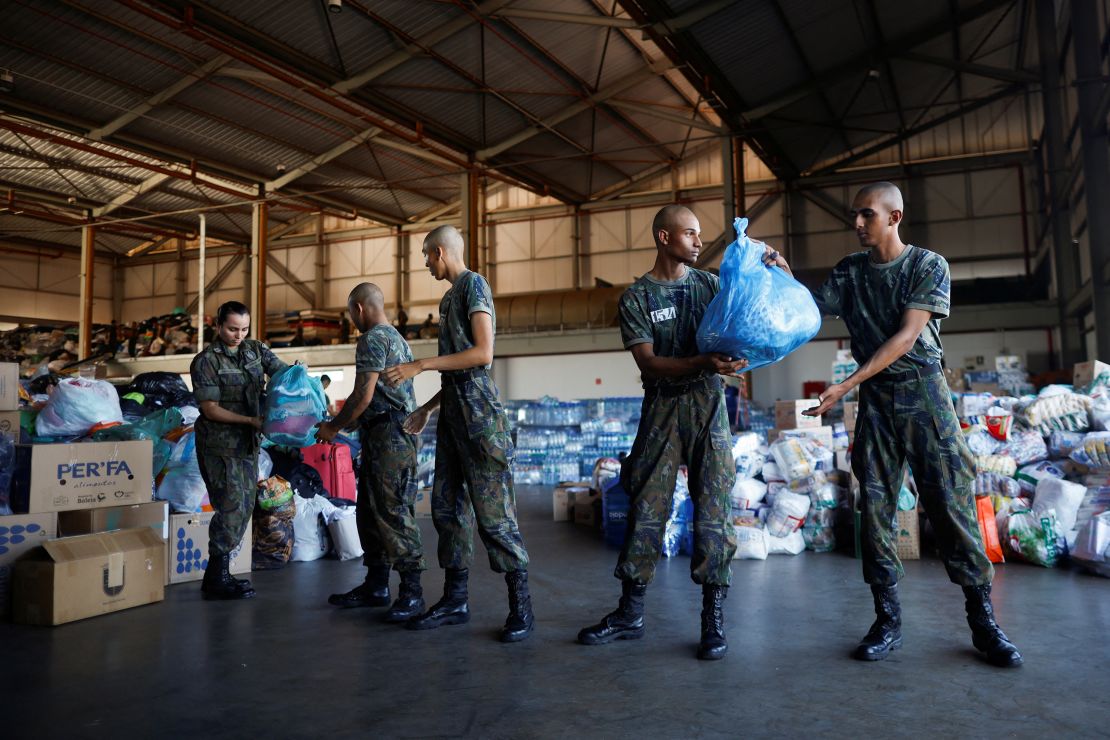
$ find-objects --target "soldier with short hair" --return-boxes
[384,226,533,643]
[191,300,287,600]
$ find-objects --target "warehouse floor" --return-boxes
[3,487,1107,739]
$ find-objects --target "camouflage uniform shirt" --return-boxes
[355,324,417,418]
[438,270,495,372]
[190,339,287,456]
[812,245,950,374]
[619,267,720,389]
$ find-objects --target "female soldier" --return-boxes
[190,301,287,600]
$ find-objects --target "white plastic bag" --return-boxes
[292,494,338,561]
[733,524,768,560]
[35,378,123,437]
[1032,477,1086,534]
[1070,511,1110,577]
[766,529,805,555]
[257,448,273,483]
[730,477,767,510]
[766,490,810,537]
[327,509,363,561]
[155,430,206,513]
[1014,460,1064,495]
[1090,397,1110,431]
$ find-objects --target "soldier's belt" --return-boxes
[646,375,722,398]
[441,368,489,386]
[361,409,407,426]
[868,362,942,385]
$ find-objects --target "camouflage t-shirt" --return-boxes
[619,267,719,389]
[355,324,417,417]
[812,245,950,374]
[438,270,494,371]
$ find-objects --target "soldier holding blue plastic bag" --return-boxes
[780,182,1022,667]
[190,301,287,601]
[579,205,787,661]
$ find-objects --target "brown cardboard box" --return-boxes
[573,488,602,529]
[167,511,249,585]
[414,488,432,518]
[943,367,967,391]
[57,501,168,539]
[12,527,165,626]
[775,399,821,429]
[0,410,21,441]
[0,363,18,411]
[895,508,920,560]
[0,512,57,617]
[553,482,592,522]
[842,401,858,432]
[1074,360,1110,390]
[767,425,834,449]
[20,440,154,513]
[968,382,1004,396]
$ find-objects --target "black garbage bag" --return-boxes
[123,371,195,411]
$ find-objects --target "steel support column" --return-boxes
[78,225,95,358]
[315,213,326,309]
[461,170,479,269]
[722,135,736,231]
[1036,0,1082,365]
[250,200,268,340]
[175,238,186,309]
[1072,0,1110,358]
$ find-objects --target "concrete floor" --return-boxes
[2,486,1108,739]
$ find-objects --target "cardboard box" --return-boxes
[0,512,57,617]
[943,367,967,391]
[553,482,592,522]
[12,527,165,626]
[414,488,432,518]
[994,355,1023,372]
[167,512,250,585]
[968,382,1004,396]
[58,501,168,540]
[14,440,154,513]
[775,399,821,429]
[0,410,21,441]
[767,425,834,449]
[843,401,858,432]
[836,450,852,473]
[895,508,921,560]
[1074,360,1110,390]
[0,363,18,411]
[573,488,602,529]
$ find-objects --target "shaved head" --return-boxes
[424,225,464,258]
[854,182,904,213]
[348,282,384,309]
[652,205,696,245]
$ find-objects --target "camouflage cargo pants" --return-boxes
[358,414,426,572]
[198,453,257,558]
[615,380,737,586]
[432,373,529,573]
[852,369,992,587]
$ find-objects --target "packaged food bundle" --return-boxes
[731,431,762,456]
[1069,432,1110,470]
[787,469,829,495]
[730,477,767,511]
[975,472,1021,498]
[1032,477,1087,534]
[801,524,836,552]
[976,454,1017,477]
[999,430,1048,466]
[1006,507,1062,567]
[1070,511,1110,577]
[770,437,821,483]
[733,521,769,560]
[761,461,785,483]
[735,451,763,480]
[1015,390,1091,435]
[1014,461,1064,495]
[1090,396,1110,432]
[766,490,810,537]
[957,393,997,419]
[985,408,1013,441]
[964,425,1003,456]
[766,529,805,555]
[1048,430,1086,458]
[809,482,839,510]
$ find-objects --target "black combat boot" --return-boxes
[697,585,728,660]
[963,584,1023,667]
[328,562,391,608]
[577,581,646,645]
[499,570,535,643]
[854,584,902,660]
[202,554,256,601]
[406,569,470,630]
[385,570,425,623]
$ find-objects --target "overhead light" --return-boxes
[328,0,342,13]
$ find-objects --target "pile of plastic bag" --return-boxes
[263,365,327,448]
[696,217,821,372]
[35,378,123,438]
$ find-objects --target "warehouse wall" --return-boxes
[0,247,114,324]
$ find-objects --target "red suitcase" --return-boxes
[300,443,356,501]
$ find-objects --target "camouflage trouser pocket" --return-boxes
[479,429,514,467]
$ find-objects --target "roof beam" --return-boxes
[896,51,1039,84]
[88,54,230,140]
[332,0,515,94]
[648,0,737,37]
[740,0,1015,120]
[266,253,315,306]
[797,187,853,227]
[91,172,171,218]
[492,8,638,28]
[126,235,173,258]
[264,126,381,192]
[603,100,725,134]
[476,64,673,161]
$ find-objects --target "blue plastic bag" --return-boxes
[696,217,821,372]
[263,365,327,448]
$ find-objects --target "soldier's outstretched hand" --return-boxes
[804,383,848,417]
[699,353,747,376]
[384,360,420,386]
[314,420,339,444]
[402,407,431,435]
